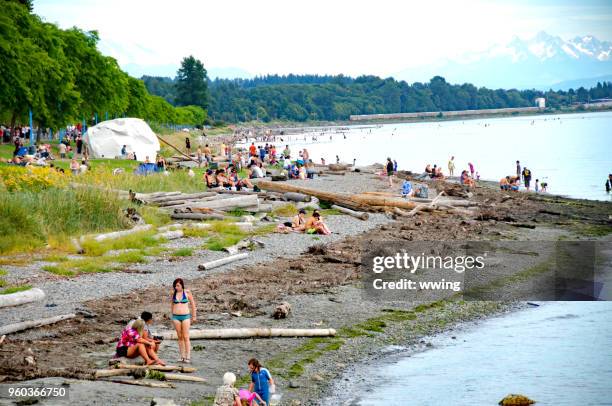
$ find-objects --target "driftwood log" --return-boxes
[87,224,152,243]
[330,205,369,220]
[115,364,196,373]
[0,288,45,309]
[110,379,175,389]
[95,369,132,378]
[180,195,259,210]
[406,191,446,217]
[198,253,249,271]
[256,181,416,212]
[153,230,184,241]
[283,192,312,202]
[0,313,76,336]
[160,327,336,340]
[163,373,206,383]
[328,164,348,171]
[170,213,225,221]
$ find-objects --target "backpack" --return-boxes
[415,184,429,198]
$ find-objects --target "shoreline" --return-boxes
[225,106,612,135]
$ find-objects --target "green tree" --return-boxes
[175,55,209,110]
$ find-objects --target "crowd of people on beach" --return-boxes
[498,160,547,193]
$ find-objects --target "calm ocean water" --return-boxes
[273,111,611,201]
[325,301,612,406]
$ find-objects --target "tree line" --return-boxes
[0,0,206,131]
[146,73,612,123]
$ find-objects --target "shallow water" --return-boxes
[330,301,612,406]
[252,111,612,201]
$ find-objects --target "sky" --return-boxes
[34,0,612,79]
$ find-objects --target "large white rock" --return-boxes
[83,118,160,162]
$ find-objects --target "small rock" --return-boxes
[150,398,178,406]
[451,336,456,339]
[76,308,97,318]
[230,311,242,317]
[45,303,57,308]
[289,381,300,388]
[272,302,291,319]
[498,394,535,406]
[425,342,433,347]
[24,356,36,366]
[311,374,324,382]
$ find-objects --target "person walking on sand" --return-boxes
[516,160,521,180]
[606,174,612,193]
[171,278,197,363]
[522,167,532,191]
[185,137,191,156]
[448,156,455,177]
[386,157,394,187]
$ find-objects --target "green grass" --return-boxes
[271,204,298,217]
[143,246,168,256]
[43,254,69,263]
[80,165,208,194]
[573,224,612,237]
[183,228,210,238]
[0,184,130,254]
[226,208,248,217]
[42,252,148,276]
[172,248,193,257]
[464,261,554,299]
[0,284,32,295]
[113,251,147,263]
[42,265,76,276]
[139,206,171,228]
[202,221,249,251]
[0,269,6,276]
[0,279,6,288]
[80,230,160,256]
[203,234,245,251]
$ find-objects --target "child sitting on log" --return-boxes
[114,319,165,366]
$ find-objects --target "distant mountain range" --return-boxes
[122,31,610,91]
[394,32,612,90]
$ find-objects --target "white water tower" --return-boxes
[535,97,546,108]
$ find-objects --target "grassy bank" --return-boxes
[0,175,130,253]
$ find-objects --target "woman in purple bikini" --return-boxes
[171,278,197,363]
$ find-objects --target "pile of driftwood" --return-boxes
[255,181,482,218]
[94,363,204,389]
[127,189,317,221]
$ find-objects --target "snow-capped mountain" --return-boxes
[488,31,611,63]
[395,32,612,90]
